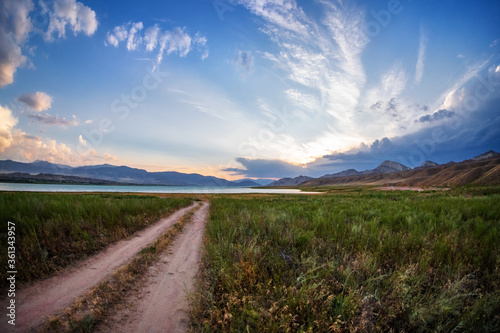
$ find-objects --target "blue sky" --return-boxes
[1,0,499,180]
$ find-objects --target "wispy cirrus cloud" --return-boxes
[235,0,370,164]
[238,0,311,36]
[106,23,208,69]
[380,63,407,99]
[228,1,500,175]
[366,62,408,106]
[321,0,368,79]
[167,84,241,120]
[415,26,427,84]
[285,89,320,114]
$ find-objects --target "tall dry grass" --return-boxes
[191,189,500,332]
[0,192,192,287]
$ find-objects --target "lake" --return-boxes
[0,183,317,194]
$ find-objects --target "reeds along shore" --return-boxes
[0,193,192,287]
[191,187,500,332]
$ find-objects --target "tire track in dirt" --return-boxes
[1,202,199,333]
[97,201,209,333]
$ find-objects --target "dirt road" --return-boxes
[1,202,198,333]
[97,201,209,333]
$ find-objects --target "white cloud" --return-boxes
[0,103,115,166]
[105,25,128,47]
[106,23,207,69]
[490,39,499,47]
[17,91,53,111]
[0,0,98,87]
[158,27,191,58]
[194,32,209,60]
[5,129,73,163]
[103,152,118,162]
[1,124,118,166]
[78,135,87,146]
[0,105,19,152]
[415,26,427,84]
[0,0,32,87]
[436,59,490,111]
[3,129,118,166]
[27,113,78,127]
[0,31,27,86]
[43,0,98,41]
[144,25,160,51]
[126,22,143,51]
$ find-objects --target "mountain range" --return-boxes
[269,150,500,187]
[267,175,313,186]
[0,150,498,188]
[319,160,411,179]
[0,160,268,187]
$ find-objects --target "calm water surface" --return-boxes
[0,183,317,194]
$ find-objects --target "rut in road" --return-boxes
[0,202,198,333]
[97,201,210,333]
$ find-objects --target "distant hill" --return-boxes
[0,160,258,187]
[320,168,362,178]
[0,172,125,185]
[235,178,273,186]
[318,160,410,180]
[271,160,411,185]
[468,150,500,162]
[302,151,500,187]
[234,180,262,187]
[1,150,498,188]
[372,160,411,173]
[415,161,439,170]
[268,175,313,186]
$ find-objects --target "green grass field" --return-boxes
[191,189,500,332]
[0,192,192,287]
[1,188,499,331]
